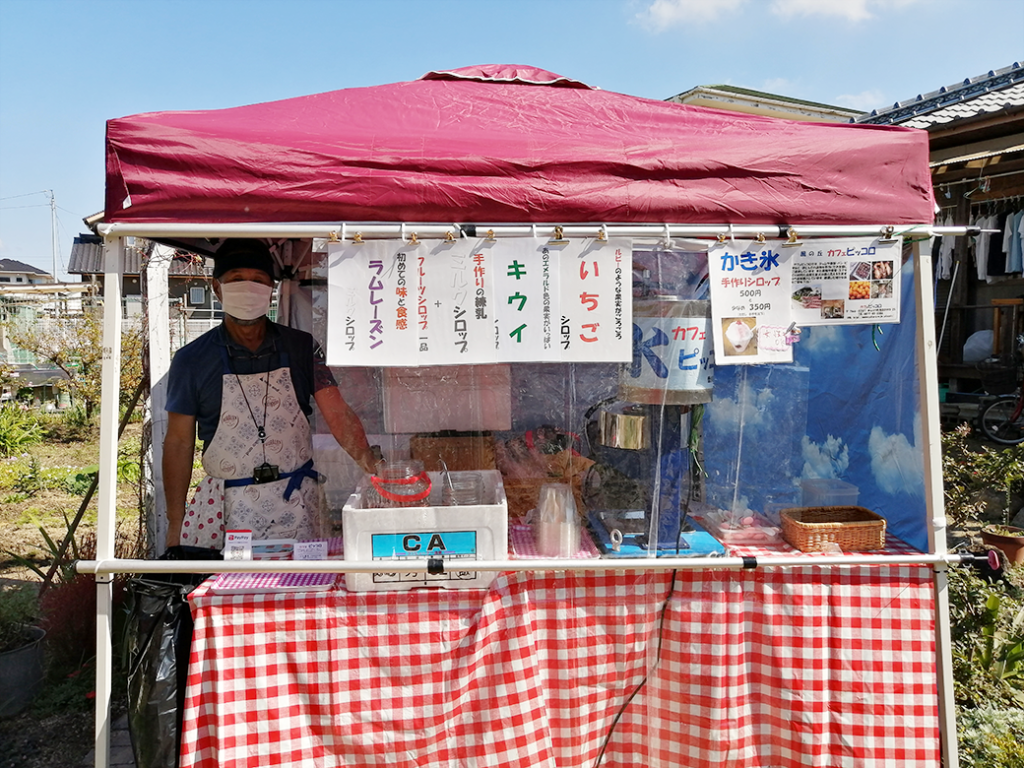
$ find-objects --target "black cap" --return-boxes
[212,239,276,280]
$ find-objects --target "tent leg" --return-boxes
[93,236,124,768]
[912,238,959,767]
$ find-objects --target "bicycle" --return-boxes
[977,338,1024,445]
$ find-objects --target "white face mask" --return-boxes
[219,281,273,321]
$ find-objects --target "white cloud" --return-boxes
[868,415,924,495]
[635,0,746,31]
[801,434,849,479]
[800,325,843,354]
[762,77,797,95]
[770,0,922,22]
[835,89,886,112]
[637,0,923,31]
[709,378,777,430]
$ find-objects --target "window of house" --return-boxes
[189,287,206,305]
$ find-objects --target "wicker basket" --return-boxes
[978,358,1018,395]
[780,506,886,552]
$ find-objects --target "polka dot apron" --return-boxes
[179,352,321,548]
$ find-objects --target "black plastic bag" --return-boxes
[124,547,220,768]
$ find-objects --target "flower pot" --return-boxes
[0,625,45,718]
[980,526,1024,566]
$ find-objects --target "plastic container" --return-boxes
[700,510,782,546]
[800,478,859,508]
[363,459,432,509]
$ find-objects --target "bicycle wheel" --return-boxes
[979,396,1024,444]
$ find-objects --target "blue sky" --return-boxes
[1,0,1022,280]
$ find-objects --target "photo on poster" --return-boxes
[790,237,902,326]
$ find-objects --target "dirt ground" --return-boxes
[0,422,144,768]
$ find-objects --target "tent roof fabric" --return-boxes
[105,65,935,227]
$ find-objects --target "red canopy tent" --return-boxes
[104,64,934,227]
[88,66,959,768]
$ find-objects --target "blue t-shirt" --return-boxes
[165,322,335,446]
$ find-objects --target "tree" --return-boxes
[2,299,145,418]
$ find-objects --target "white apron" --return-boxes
[179,350,321,549]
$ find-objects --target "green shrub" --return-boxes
[0,405,44,457]
[943,423,1024,527]
[957,706,1024,768]
[39,404,94,443]
[0,582,39,653]
[947,564,1024,709]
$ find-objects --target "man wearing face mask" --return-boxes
[162,239,378,551]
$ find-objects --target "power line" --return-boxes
[0,190,52,202]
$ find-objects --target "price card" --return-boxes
[223,530,252,560]
[294,540,328,561]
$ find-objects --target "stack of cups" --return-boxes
[536,483,580,557]
[442,473,484,506]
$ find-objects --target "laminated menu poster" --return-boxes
[326,237,632,366]
[708,236,903,366]
[708,239,795,366]
[789,237,902,327]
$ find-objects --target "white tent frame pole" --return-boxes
[76,551,984,576]
[913,238,960,768]
[96,221,970,240]
[83,222,959,767]
[93,236,124,768]
[146,244,174,553]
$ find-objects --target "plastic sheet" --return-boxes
[125,551,218,768]
[309,238,928,560]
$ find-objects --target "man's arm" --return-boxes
[314,386,378,474]
[163,411,198,547]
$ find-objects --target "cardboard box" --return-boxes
[410,434,496,471]
[342,469,508,592]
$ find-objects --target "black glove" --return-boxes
[159,545,223,561]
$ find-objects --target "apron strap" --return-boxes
[224,458,317,501]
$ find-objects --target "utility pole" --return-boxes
[48,190,58,282]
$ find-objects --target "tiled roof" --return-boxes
[67,235,210,277]
[0,258,49,276]
[856,63,1024,126]
[901,81,1024,129]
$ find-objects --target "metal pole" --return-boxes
[937,260,960,354]
[75,551,984,576]
[913,238,960,768]
[96,221,973,241]
[93,237,124,768]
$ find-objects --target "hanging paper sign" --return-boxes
[557,239,631,362]
[416,240,497,365]
[789,237,902,326]
[708,240,794,366]
[491,238,554,362]
[325,241,418,366]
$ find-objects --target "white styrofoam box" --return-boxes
[800,478,859,508]
[383,364,512,434]
[342,470,508,592]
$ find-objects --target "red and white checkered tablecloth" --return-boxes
[180,564,940,768]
